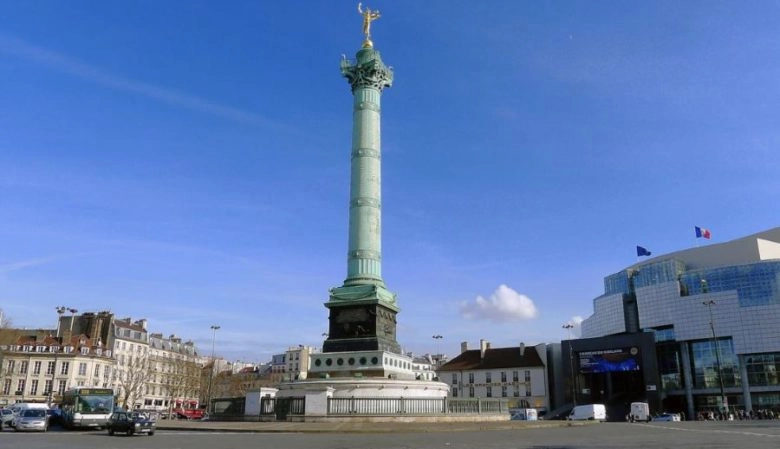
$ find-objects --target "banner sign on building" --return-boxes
[579,347,640,373]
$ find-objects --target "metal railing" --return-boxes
[256,396,509,420]
[327,397,508,416]
[260,397,305,420]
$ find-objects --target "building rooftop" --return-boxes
[438,345,544,372]
[628,226,780,271]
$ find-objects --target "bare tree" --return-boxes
[159,356,201,417]
[0,309,14,377]
[225,371,250,398]
[115,353,152,409]
[0,308,11,328]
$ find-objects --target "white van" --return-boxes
[568,404,607,421]
[629,402,650,422]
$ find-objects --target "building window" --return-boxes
[61,362,70,375]
[502,386,508,397]
[47,361,55,375]
[6,360,15,373]
[486,386,492,397]
[524,370,531,382]
[78,362,87,376]
[94,365,100,377]
[513,370,519,382]
[452,373,458,385]
[33,361,42,375]
[744,352,780,387]
[486,372,492,383]
[44,380,52,394]
[468,373,474,384]
[452,388,458,397]
[691,338,740,389]
[58,380,67,395]
[17,379,26,394]
[20,361,29,374]
[469,387,475,398]
[525,389,532,397]
[501,371,507,383]
[2,379,10,395]
[513,385,520,397]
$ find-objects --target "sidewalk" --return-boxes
[156,419,592,433]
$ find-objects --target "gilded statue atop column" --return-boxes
[357,3,381,48]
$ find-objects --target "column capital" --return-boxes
[341,48,393,92]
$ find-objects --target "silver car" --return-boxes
[1,408,15,430]
[14,409,48,432]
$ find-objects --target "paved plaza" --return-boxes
[2,421,779,449]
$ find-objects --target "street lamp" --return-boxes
[206,325,220,415]
[432,335,443,369]
[562,323,576,406]
[702,299,727,413]
[51,306,76,405]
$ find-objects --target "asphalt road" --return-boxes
[2,421,779,449]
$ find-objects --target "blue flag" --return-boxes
[636,246,652,257]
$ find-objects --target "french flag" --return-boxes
[695,226,711,239]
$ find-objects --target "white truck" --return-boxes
[629,402,651,422]
[568,404,607,421]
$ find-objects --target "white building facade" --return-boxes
[0,332,114,406]
[437,340,550,413]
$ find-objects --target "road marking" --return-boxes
[634,423,780,438]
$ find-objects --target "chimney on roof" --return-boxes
[519,342,525,357]
[460,341,469,353]
[480,339,489,360]
[136,319,148,330]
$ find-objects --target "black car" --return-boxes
[106,411,156,436]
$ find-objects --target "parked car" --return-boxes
[106,411,156,436]
[47,408,63,427]
[1,408,15,430]
[14,409,49,432]
[653,413,681,422]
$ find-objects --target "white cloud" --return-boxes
[459,284,539,322]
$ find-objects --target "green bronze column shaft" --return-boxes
[344,51,387,286]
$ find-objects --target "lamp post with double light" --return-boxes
[50,306,75,405]
[206,325,220,415]
[432,334,443,369]
[562,323,577,406]
[702,298,727,413]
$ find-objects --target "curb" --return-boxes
[155,420,596,434]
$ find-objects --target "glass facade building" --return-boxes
[581,227,780,418]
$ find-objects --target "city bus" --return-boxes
[60,387,115,429]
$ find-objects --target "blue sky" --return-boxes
[1,1,778,362]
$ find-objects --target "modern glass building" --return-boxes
[581,227,780,418]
